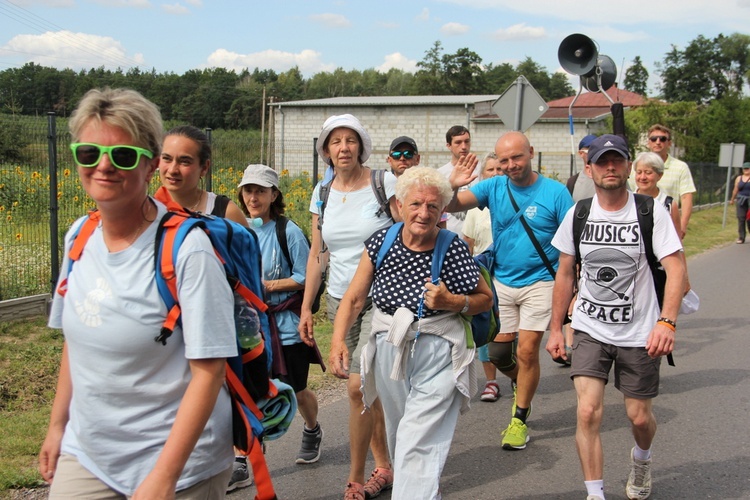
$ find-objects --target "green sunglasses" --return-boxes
[70,143,154,170]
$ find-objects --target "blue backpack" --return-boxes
[375,223,500,348]
[58,186,293,500]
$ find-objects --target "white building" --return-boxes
[267,88,646,181]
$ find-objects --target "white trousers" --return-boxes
[373,332,463,500]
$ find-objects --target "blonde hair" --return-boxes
[395,166,453,210]
[69,87,163,157]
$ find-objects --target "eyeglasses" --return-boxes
[70,143,154,170]
[648,136,670,143]
[389,150,415,160]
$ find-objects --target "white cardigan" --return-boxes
[360,307,477,414]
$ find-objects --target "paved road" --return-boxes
[233,242,750,499]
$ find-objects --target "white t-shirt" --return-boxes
[309,171,397,298]
[438,161,469,236]
[462,207,492,255]
[552,193,682,347]
[49,200,237,495]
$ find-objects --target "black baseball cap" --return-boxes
[389,136,418,153]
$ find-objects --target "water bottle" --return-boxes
[234,293,261,350]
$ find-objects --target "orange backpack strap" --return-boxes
[57,210,101,297]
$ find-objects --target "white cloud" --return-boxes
[309,13,352,28]
[8,0,73,6]
[440,22,470,36]
[206,48,335,75]
[376,52,418,73]
[90,0,152,7]
[0,31,144,70]
[582,26,651,44]
[162,3,189,15]
[491,23,545,41]
[438,0,750,26]
[185,0,202,5]
[416,8,430,21]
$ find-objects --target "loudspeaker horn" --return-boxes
[558,33,598,76]
[582,55,617,92]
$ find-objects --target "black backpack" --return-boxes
[572,193,674,365]
[275,216,324,314]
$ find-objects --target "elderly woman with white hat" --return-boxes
[298,114,399,499]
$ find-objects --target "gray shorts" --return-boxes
[326,293,374,375]
[569,330,661,399]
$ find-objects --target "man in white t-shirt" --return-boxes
[437,125,472,235]
[547,134,685,500]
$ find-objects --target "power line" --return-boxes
[0,0,144,70]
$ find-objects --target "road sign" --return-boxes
[492,75,548,132]
[718,143,745,168]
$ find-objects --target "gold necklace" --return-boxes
[189,190,204,212]
[338,168,364,203]
[127,217,147,245]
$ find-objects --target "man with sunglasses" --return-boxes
[630,124,696,239]
[387,136,421,177]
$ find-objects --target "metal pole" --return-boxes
[722,144,736,228]
[205,128,213,192]
[513,76,524,131]
[47,112,60,295]
[260,86,266,164]
[312,138,319,187]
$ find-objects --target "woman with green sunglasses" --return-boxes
[42,88,237,499]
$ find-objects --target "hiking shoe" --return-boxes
[363,467,394,499]
[296,424,323,464]
[626,447,652,499]
[501,417,530,450]
[480,381,501,402]
[344,481,365,500]
[586,496,604,500]
[226,456,253,492]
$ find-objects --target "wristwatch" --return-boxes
[460,295,470,314]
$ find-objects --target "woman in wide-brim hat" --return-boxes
[299,114,399,498]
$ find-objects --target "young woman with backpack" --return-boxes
[236,164,325,467]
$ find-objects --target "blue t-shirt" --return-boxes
[471,174,573,287]
[254,218,309,345]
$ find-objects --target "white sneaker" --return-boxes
[626,447,652,499]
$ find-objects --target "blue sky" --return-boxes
[1,0,748,95]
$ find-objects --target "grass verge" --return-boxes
[0,204,738,493]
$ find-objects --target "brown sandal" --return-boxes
[344,481,365,500]
[363,467,394,498]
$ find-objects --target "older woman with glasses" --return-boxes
[41,88,237,499]
[334,167,493,498]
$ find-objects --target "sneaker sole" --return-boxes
[226,478,254,492]
[501,436,530,450]
[295,428,324,464]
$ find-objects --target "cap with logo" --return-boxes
[587,134,630,164]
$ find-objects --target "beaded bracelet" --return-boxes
[657,317,676,331]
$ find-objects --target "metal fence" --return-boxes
[0,113,731,302]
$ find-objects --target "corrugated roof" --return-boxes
[269,95,501,107]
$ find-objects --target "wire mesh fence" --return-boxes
[0,113,731,301]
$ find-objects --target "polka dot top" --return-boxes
[365,227,480,317]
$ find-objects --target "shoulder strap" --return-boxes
[275,216,292,269]
[317,177,334,232]
[431,229,457,283]
[634,194,656,271]
[506,182,556,279]
[371,169,393,221]
[210,194,230,217]
[375,222,403,269]
[572,198,593,269]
